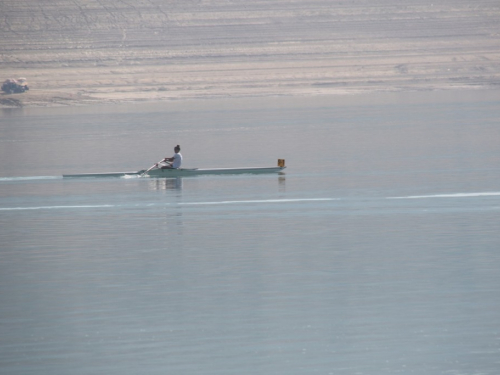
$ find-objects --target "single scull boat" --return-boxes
[63,160,286,178]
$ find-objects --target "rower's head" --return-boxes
[174,145,181,153]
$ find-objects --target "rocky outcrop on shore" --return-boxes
[1,0,499,107]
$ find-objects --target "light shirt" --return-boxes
[172,152,182,169]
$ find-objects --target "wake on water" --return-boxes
[1,175,499,211]
[1,194,499,212]
[0,176,62,182]
[0,174,145,182]
[388,192,500,199]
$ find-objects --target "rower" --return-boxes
[159,145,182,169]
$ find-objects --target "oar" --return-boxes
[139,159,165,177]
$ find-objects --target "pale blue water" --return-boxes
[1,90,500,374]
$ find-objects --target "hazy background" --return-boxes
[1,0,500,106]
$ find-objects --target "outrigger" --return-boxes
[63,159,286,178]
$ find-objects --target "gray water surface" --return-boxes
[1,91,500,374]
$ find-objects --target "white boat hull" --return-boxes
[145,166,285,177]
[63,166,286,178]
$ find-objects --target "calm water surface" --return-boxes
[1,90,500,374]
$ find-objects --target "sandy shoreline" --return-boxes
[1,0,499,108]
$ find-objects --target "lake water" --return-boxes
[1,90,500,374]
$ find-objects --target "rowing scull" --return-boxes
[63,164,286,178]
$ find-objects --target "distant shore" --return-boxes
[2,84,498,109]
[2,0,499,108]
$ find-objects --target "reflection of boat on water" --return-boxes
[150,177,183,191]
[63,160,286,178]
